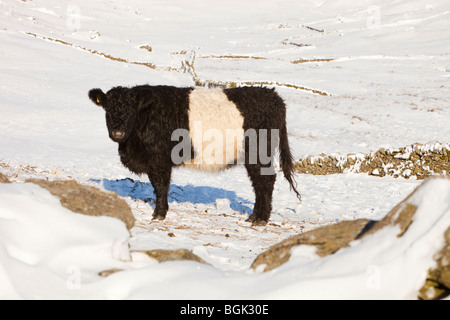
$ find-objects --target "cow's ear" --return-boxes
[88,88,106,107]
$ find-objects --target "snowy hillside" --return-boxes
[0,0,449,300]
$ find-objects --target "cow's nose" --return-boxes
[111,130,126,141]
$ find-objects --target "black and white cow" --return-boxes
[88,85,301,226]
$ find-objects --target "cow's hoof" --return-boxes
[246,216,268,227]
[251,219,268,227]
[152,213,166,221]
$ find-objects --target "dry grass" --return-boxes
[183,51,331,96]
[26,32,332,96]
[200,55,266,60]
[25,32,174,71]
[291,58,335,64]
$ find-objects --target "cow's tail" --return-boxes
[279,118,302,202]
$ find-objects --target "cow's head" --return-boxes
[88,87,138,143]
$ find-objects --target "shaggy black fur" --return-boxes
[88,85,301,226]
[224,87,302,224]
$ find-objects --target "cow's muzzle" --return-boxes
[111,130,126,142]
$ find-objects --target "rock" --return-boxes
[363,198,417,238]
[419,227,450,300]
[371,169,381,176]
[251,219,374,272]
[0,173,11,183]
[252,177,450,300]
[27,179,135,230]
[136,249,209,265]
[418,279,448,300]
[441,268,450,289]
[98,268,123,277]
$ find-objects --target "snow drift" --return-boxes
[0,177,448,299]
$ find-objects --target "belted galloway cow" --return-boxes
[89,85,301,226]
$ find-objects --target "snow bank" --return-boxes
[265,177,450,300]
[0,178,448,299]
[0,182,130,299]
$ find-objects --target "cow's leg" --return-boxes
[245,163,276,226]
[148,165,172,220]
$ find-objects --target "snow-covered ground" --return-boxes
[0,0,449,299]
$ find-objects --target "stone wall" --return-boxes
[295,143,449,179]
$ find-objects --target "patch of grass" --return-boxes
[200,55,266,60]
[291,58,335,64]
